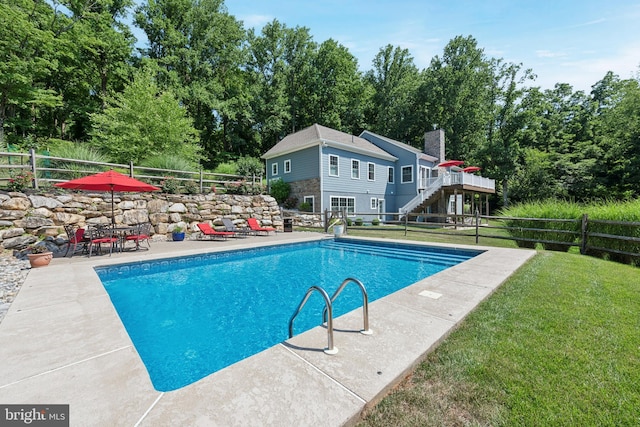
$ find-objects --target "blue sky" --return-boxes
[222,0,640,92]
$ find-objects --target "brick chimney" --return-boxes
[424,129,445,163]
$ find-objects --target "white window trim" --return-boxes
[388,166,395,184]
[284,159,291,174]
[330,196,356,215]
[368,162,375,181]
[351,159,360,179]
[401,165,413,183]
[303,195,315,212]
[329,155,339,177]
[370,197,377,209]
[272,162,278,176]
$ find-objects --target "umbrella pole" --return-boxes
[111,188,115,225]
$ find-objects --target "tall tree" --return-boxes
[135,0,246,163]
[479,59,534,206]
[365,45,421,144]
[419,36,494,161]
[0,0,62,149]
[300,38,365,133]
[90,67,200,164]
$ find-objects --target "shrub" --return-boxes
[500,200,582,251]
[7,170,33,192]
[236,156,264,177]
[160,176,180,194]
[183,180,200,194]
[269,179,290,204]
[354,217,363,226]
[585,199,640,265]
[372,218,380,226]
[283,196,298,209]
[299,202,312,212]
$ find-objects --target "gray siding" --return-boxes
[266,146,319,183]
[362,132,439,210]
[320,146,395,216]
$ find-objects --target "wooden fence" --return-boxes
[0,149,262,193]
[285,209,640,265]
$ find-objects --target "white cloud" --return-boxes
[536,50,568,59]
[238,14,273,30]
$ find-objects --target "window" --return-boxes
[351,159,360,179]
[368,163,375,181]
[271,162,278,176]
[401,165,413,183]
[329,155,339,176]
[284,159,291,173]
[303,196,314,212]
[330,196,355,215]
[370,197,378,209]
[388,166,394,184]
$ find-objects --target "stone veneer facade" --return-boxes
[289,178,321,212]
[0,190,282,252]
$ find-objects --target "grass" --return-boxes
[348,229,640,427]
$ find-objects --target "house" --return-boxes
[261,124,495,220]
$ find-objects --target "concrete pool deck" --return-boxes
[0,232,535,426]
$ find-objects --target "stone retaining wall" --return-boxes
[0,190,282,252]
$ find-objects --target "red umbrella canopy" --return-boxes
[437,160,464,168]
[462,166,482,173]
[54,170,160,192]
[55,170,160,224]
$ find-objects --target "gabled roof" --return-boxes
[262,124,397,161]
[360,130,438,162]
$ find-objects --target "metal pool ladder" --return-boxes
[288,278,371,355]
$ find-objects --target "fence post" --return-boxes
[475,208,480,244]
[199,169,204,193]
[129,161,134,177]
[580,213,588,255]
[324,209,328,233]
[29,148,38,189]
[404,211,408,236]
[342,208,347,234]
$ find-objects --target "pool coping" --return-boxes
[0,232,536,426]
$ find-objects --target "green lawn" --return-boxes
[347,229,640,427]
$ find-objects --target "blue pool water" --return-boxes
[96,238,481,391]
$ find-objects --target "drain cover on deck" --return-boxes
[419,290,442,299]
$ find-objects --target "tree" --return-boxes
[0,0,62,148]
[365,45,421,144]
[301,39,366,133]
[135,0,246,164]
[89,68,201,164]
[478,59,534,206]
[419,36,494,161]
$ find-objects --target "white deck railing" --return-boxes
[403,172,495,213]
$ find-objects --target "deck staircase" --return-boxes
[399,176,443,214]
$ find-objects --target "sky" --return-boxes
[221,0,640,92]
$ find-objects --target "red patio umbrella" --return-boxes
[462,166,481,173]
[55,170,160,224]
[437,160,464,168]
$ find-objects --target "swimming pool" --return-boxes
[96,238,482,391]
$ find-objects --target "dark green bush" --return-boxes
[269,179,290,204]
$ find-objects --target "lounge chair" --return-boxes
[247,218,276,235]
[196,222,235,240]
[221,218,249,237]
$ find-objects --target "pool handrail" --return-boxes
[288,285,337,354]
[322,277,372,335]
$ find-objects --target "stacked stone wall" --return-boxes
[0,190,282,251]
